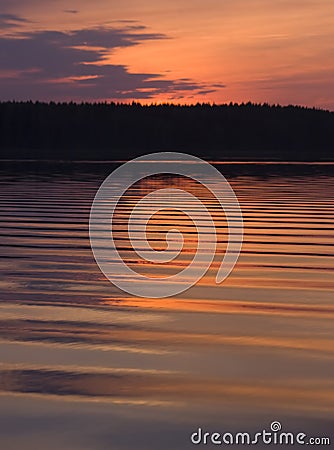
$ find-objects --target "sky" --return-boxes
[0,0,333,109]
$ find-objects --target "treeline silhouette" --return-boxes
[0,101,333,160]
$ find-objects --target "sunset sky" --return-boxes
[0,0,333,109]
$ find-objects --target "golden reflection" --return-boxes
[105,296,334,319]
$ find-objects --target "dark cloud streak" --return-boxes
[0,13,30,28]
[0,21,221,101]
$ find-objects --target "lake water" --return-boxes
[0,161,333,449]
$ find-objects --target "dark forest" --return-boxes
[0,101,333,160]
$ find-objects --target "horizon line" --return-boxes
[0,100,332,113]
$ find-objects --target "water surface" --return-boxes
[0,161,333,449]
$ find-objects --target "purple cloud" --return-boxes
[0,21,223,101]
[0,13,30,28]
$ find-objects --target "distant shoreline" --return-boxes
[2,158,334,164]
[1,101,333,161]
